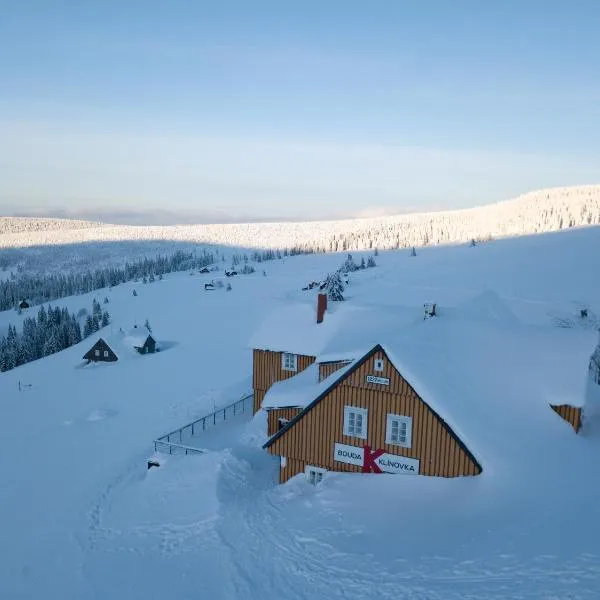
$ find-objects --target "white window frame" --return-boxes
[103,350,109,358]
[343,406,368,439]
[281,352,298,372]
[94,349,100,357]
[374,358,384,372]
[305,465,327,486]
[385,414,412,448]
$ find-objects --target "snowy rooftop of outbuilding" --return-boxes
[260,293,596,474]
[122,327,154,348]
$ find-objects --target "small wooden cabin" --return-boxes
[134,334,157,354]
[19,299,30,310]
[125,327,157,354]
[83,338,118,363]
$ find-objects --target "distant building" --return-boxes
[124,326,157,354]
[19,299,30,310]
[83,338,118,363]
[199,267,210,274]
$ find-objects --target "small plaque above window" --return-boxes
[366,375,390,385]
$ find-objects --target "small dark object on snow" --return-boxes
[205,282,215,290]
[424,302,437,319]
[147,460,160,470]
[199,267,210,274]
[225,269,238,277]
[581,309,588,319]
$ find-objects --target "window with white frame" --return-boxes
[385,414,412,448]
[104,350,109,358]
[305,465,327,485]
[343,406,368,439]
[281,352,298,372]
[94,349,100,357]
[374,358,384,372]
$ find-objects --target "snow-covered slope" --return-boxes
[2,185,600,253]
[1,226,600,599]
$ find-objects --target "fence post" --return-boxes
[203,417,206,431]
[192,422,195,435]
[234,402,236,415]
[180,429,182,442]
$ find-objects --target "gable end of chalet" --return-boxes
[263,344,482,479]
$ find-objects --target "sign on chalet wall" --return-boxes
[366,375,390,385]
[334,442,419,474]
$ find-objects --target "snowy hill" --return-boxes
[2,185,600,256]
[0,215,100,235]
[1,226,600,599]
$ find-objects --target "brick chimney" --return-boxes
[317,293,327,324]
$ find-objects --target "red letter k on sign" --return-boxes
[362,446,384,473]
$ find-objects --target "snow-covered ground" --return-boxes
[1,226,600,599]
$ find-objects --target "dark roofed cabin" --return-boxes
[83,338,118,363]
[134,334,157,355]
[19,299,30,310]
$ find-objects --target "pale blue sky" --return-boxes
[1,1,599,223]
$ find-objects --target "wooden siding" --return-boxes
[267,408,302,437]
[268,349,481,478]
[319,360,352,382]
[253,389,266,414]
[252,349,315,413]
[551,404,582,433]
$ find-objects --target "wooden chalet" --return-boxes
[251,293,594,485]
[19,299,30,310]
[83,338,118,363]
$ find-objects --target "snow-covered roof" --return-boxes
[122,327,154,348]
[263,308,596,474]
[249,299,419,357]
[262,363,354,409]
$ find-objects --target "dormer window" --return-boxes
[282,353,297,372]
[374,358,384,372]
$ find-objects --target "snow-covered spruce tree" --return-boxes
[410,247,417,257]
[144,318,152,332]
[83,315,94,338]
[367,255,376,268]
[360,257,366,269]
[101,311,110,328]
[226,283,232,291]
[339,253,359,274]
[325,272,345,302]
[132,289,138,297]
